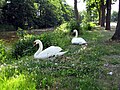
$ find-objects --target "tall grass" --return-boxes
[0,74,36,90]
[0,40,7,63]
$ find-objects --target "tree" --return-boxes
[2,0,36,30]
[85,0,101,25]
[111,11,118,22]
[59,0,74,21]
[34,0,73,28]
[72,0,81,33]
[100,0,105,27]
[0,0,5,23]
[1,0,73,29]
[0,0,5,8]
[111,0,120,40]
[74,0,80,25]
[105,0,111,30]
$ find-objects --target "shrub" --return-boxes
[0,74,36,90]
[0,24,15,31]
[55,22,70,33]
[52,31,71,48]
[81,22,96,31]
[11,34,37,58]
[66,20,81,33]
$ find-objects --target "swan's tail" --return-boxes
[56,51,68,56]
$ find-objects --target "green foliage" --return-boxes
[0,0,5,8]
[85,0,100,23]
[34,0,73,28]
[2,0,36,30]
[0,40,7,63]
[0,75,35,90]
[11,34,36,58]
[55,22,69,33]
[0,68,36,90]
[16,28,27,38]
[66,20,81,33]
[1,0,73,30]
[0,24,15,31]
[80,11,96,31]
[81,22,96,31]
[111,11,118,22]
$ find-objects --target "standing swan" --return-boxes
[34,40,67,59]
[71,29,87,45]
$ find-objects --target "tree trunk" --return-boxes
[111,0,120,40]
[74,0,79,24]
[98,10,101,25]
[100,0,105,27]
[105,0,111,30]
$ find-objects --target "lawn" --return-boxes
[0,26,120,90]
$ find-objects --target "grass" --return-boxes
[0,26,120,90]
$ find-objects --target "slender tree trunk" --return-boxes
[101,0,105,27]
[98,10,101,25]
[94,0,101,25]
[105,0,111,30]
[74,0,79,24]
[111,0,120,40]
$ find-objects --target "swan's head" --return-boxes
[73,29,77,33]
[34,39,41,46]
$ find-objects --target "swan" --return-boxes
[34,39,67,59]
[71,29,87,45]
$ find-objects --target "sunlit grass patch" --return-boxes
[0,74,36,90]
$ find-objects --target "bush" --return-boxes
[0,24,15,31]
[66,20,81,33]
[51,31,70,48]
[0,74,36,90]
[81,22,96,31]
[11,34,37,58]
[0,40,7,63]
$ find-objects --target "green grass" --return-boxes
[0,26,120,90]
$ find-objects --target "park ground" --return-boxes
[0,23,120,90]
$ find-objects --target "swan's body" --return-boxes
[71,30,87,45]
[34,40,67,59]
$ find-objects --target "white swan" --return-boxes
[34,40,67,59]
[71,29,87,45]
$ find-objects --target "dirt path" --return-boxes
[0,28,54,43]
[0,23,117,43]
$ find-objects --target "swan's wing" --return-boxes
[45,46,63,53]
[55,51,68,56]
[37,46,63,59]
[78,38,87,43]
[71,37,87,45]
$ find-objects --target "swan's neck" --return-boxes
[34,41,43,58]
[75,30,78,37]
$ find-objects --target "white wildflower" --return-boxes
[55,63,58,65]
[104,63,109,67]
[71,64,75,66]
[107,72,113,75]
